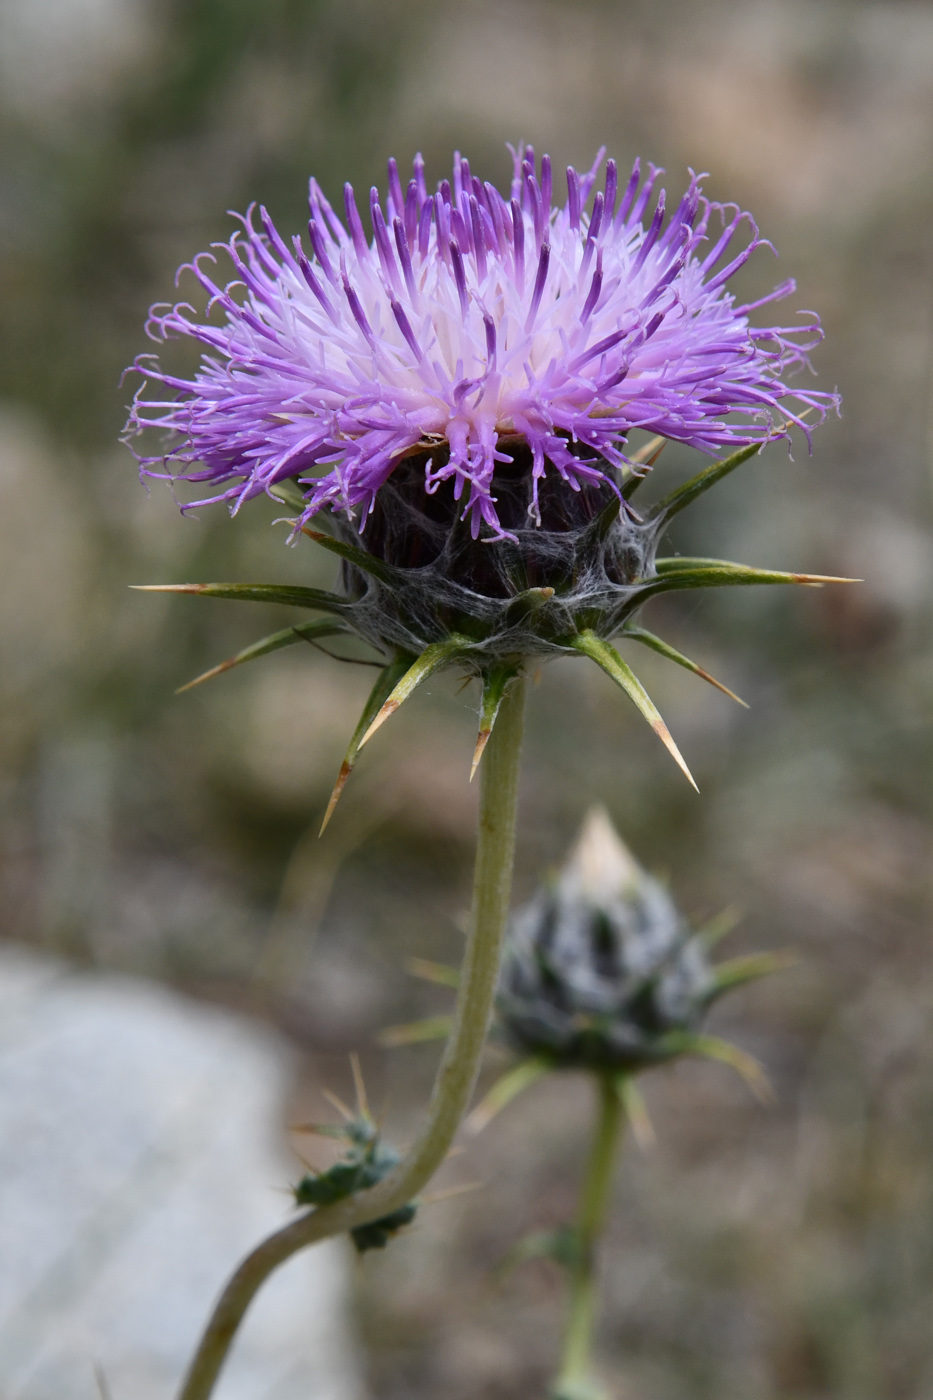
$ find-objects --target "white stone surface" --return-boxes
[0,947,364,1400]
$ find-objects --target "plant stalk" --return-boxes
[552,1073,625,1400]
[176,676,527,1400]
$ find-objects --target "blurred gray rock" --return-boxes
[0,947,364,1400]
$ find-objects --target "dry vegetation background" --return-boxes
[1,1,932,1396]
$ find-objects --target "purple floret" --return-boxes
[125,146,838,541]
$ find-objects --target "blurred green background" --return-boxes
[1,0,932,1395]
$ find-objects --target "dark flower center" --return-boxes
[350,440,636,599]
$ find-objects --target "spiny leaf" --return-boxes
[570,630,698,791]
[661,1031,773,1103]
[131,582,349,613]
[320,653,413,833]
[405,957,461,989]
[377,1015,453,1048]
[617,1076,655,1150]
[465,1057,552,1136]
[706,950,797,1002]
[176,619,350,693]
[649,441,762,522]
[622,625,748,707]
[472,667,520,781]
[640,560,858,601]
[301,527,398,584]
[359,634,473,748]
[504,587,555,625]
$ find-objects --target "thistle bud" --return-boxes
[498,807,716,1072]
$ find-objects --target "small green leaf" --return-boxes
[649,441,762,522]
[472,666,520,780]
[320,653,414,833]
[377,1015,453,1048]
[131,582,349,613]
[465,1057,552,1135]
[570,630,698,791]
[622,625,748,707]
[358,634,473,748]
[176,618,350,693]
[706,950,797,1002]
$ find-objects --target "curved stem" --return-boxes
[552,1073,625,1400]
[177,677,527,1400]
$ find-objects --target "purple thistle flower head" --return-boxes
[130,148,844,818]
[126,145,835,543]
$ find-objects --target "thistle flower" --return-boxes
[127,147,843,820]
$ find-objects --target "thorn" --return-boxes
[791,574,862,586]
[350,1052,370,1122]
[470,727,492,782]
[623,625,748,707]
[320,654,413,832]
[619,1078,655,1150]
[699,905,743,946]
[360,699,400,747]
[320,761,351,835]
[289,1120,350,1139]
[692,666,749,707]
[321,1088,355,1121]
[405,957,460,988]
[572,630,698,791]
[652,717,699,792]
[471,667,517,782]
[689,1035,774,1104]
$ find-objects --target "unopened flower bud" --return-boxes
[498,807,715,1071]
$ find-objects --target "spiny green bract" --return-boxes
[143,436,850,826]
[293,1118,417,1254]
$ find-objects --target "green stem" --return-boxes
[176,677,527,1400]
[552,1073,625,1400]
